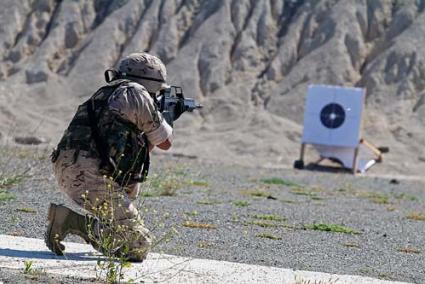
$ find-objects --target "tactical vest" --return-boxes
[53,79,150,185]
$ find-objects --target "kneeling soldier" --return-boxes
[46,52,174,262]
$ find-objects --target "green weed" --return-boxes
[23,260,43,276]
[189,180,209,187]
[184,210,199,216]
[304,223,360,234]
[0,175,25,189]
[142,173,186,196]
[377,272,394,281]
[249,190,270,197]
[0,190,15,202]
[393,193,418,201]
[197,199,220,205]
[23,260,34,274]
[260,177,301,187]
[240,189,276,199]
[281,199,297,204]
[252,214,286,222]
[197,241,214,249]
[290,187,317,197]
[233,200,250,207]
[16,207,36,213]
[247,220,280,228]
[356,191,390,204]
[256,233,282,240]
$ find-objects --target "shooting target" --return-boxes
[320,103,345,129]
[302,85,365,147]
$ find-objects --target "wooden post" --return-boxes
[352,147,359,174]
[299,143,306,161]
[360,139,383,162]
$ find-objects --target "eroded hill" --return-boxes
[0,0,424,174]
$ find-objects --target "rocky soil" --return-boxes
[0,147,424,283]
[0,0,424,175]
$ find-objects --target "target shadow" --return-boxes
[303,160,353,174]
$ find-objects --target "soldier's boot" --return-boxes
[45,203,94,255]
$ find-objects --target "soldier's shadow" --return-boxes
[0,248,99,261]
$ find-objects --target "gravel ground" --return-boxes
[0,146,424,283]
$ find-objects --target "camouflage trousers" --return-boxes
[53,149,153,261]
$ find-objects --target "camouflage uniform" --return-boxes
[53,78,172,260]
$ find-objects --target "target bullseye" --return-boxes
[320,103,345,129]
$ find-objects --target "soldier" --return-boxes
[45,52,176,262]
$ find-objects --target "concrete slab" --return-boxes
[0,235,411,283]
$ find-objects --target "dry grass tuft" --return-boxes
[398,247,421,254]
[182,221,217,229]
[406,212,425,221]
[342,242,360,248]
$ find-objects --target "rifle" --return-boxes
[104,69,202,125]
[156,86,202,126]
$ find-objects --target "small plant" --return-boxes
[377,272,394,280]
[142,172,186,197]
[356,191,390,204]
[260,177,301,187]
[184,210,199,216]
[22,260,43,278]
[233,200,250,207]
[251,214,286,222]
[393,193,418,201]
[249,190,270,197]
[0,190,15,202]
[0,174,25,189]
[304,223,360,234]
[197,241,214,249]
[197,199,220,205]
[16,207,36,213]
[398,247,421,254]
[240,189,276,199]
[342,242,360,248]
[256,233,282,240]
[247,220,280,228]
[281,199,297,204]
[290,188,317,197]
[182,221,217,229]
[368,194,389,204]
[189,180,209,187]
[406,212,425,221]
[23,260,34,274]
[294,276,339,284]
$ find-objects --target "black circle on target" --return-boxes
[320,103,345,129]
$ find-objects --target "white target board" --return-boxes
[302,85,365,148]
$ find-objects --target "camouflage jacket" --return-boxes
[54,79,171,184]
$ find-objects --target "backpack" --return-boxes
[54,80,150,186]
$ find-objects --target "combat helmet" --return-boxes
[111,52,167,93]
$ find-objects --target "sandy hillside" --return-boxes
[0,0,424,175]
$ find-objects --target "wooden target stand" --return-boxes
[293,139,388,174]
